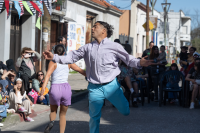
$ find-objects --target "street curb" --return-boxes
[1,90,88,130]
[71,90,88,104]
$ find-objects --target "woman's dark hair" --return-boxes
[160,45,165,50]
[54,44,65,55]
[149,46,159,59]
[14,79,25,96]
[36,71,44,80]
[190,47,196,52]
[57,36,65,43]
[169,63,179,71]
[96,21,114,38]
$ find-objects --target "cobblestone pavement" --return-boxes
[2,97,200,133]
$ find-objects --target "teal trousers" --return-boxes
[88,78,130,133]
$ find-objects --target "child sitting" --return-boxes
[0,81,9,104]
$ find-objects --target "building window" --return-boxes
[182,26,187,34]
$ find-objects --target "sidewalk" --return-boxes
[0,73,89,130]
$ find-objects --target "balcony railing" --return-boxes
[52,1,66,11]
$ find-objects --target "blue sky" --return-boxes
[110,0,199,15]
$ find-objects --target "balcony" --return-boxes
[180,34,191,42]
[51,2,66,17]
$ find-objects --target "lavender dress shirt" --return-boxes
[53,37,141,84]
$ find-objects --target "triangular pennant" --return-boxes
[36,1,43,15]
[30,1,41,12]
[4,0,9,18]
[48,0,52,15]
[19,1,24,16]
[0,0,4,13]
[13,1,21,19]
[27,1,36,15]
[22,1,33,15]
[36,16,41,30]
[44,0,50,15]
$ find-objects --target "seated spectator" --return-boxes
[6,59,17,74]
[8,78,34,122]
[180,47,197,76]
[0,61,7,79]
[37,82,49,105]
[16,47,41,93]
[166,63,180,104]
[1,70,16,94]
[0,81,9,103]
[32,71,50,93]
[186,61,200,109]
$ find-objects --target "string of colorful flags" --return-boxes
[0,0,53,30]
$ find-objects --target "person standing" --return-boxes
[51,36,67,54]
[42,45,86,133]
[142,41,154,58]
[43,21,154,133]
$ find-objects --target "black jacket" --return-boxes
[19,58,36,78]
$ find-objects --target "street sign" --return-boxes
[158,21,169,34]
[149,15,158,29]
[142,20,154,31]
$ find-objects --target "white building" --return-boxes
[158,10,191,53]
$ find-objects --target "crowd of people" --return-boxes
[0,21,199,133]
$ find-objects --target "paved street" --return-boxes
[2,97,200,133]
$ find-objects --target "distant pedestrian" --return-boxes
[43,21,154,133]
[142,41,154,58]
[51,36,67,54]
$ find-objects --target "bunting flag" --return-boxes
[27,1,36,15]
[48,0,52,15]
[22,1,33,15]
[0,0,4,13]
[13,1,21,19]
[30,1,41,12]
[36,1,43,15]
[44,0,50,15]
[35,16,41,29]
[8,1,12,18]
[19,1,24,16]
[4,0,9,18]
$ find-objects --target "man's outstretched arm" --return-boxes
[116,44,154,68]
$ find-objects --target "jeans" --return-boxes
[137,78,146,88]
[37,94,50,105]
[88,78,129,133]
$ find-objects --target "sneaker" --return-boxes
[132,101,138,108]
[25,117,34,122]
[18,107,27,112]
[190,102,195,109]
[0,123,3,127]
[44,121,54,133]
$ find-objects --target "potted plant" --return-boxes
[56,0,65,10]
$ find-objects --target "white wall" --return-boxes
[0,10,11,62]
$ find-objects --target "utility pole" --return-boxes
[146,0,149,49]
[162,1,170,60]
[41,3,51,74]
[150,0,157,41]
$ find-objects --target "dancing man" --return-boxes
[43,21,154,133]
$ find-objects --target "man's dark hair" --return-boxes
[0,84,3,90]
[125,40,128,43]
[149,41,154,45]
[57,36,65,43]
[96,21,114,38]
[54,44,65,55]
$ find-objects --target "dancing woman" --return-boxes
[41,45,86,133]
